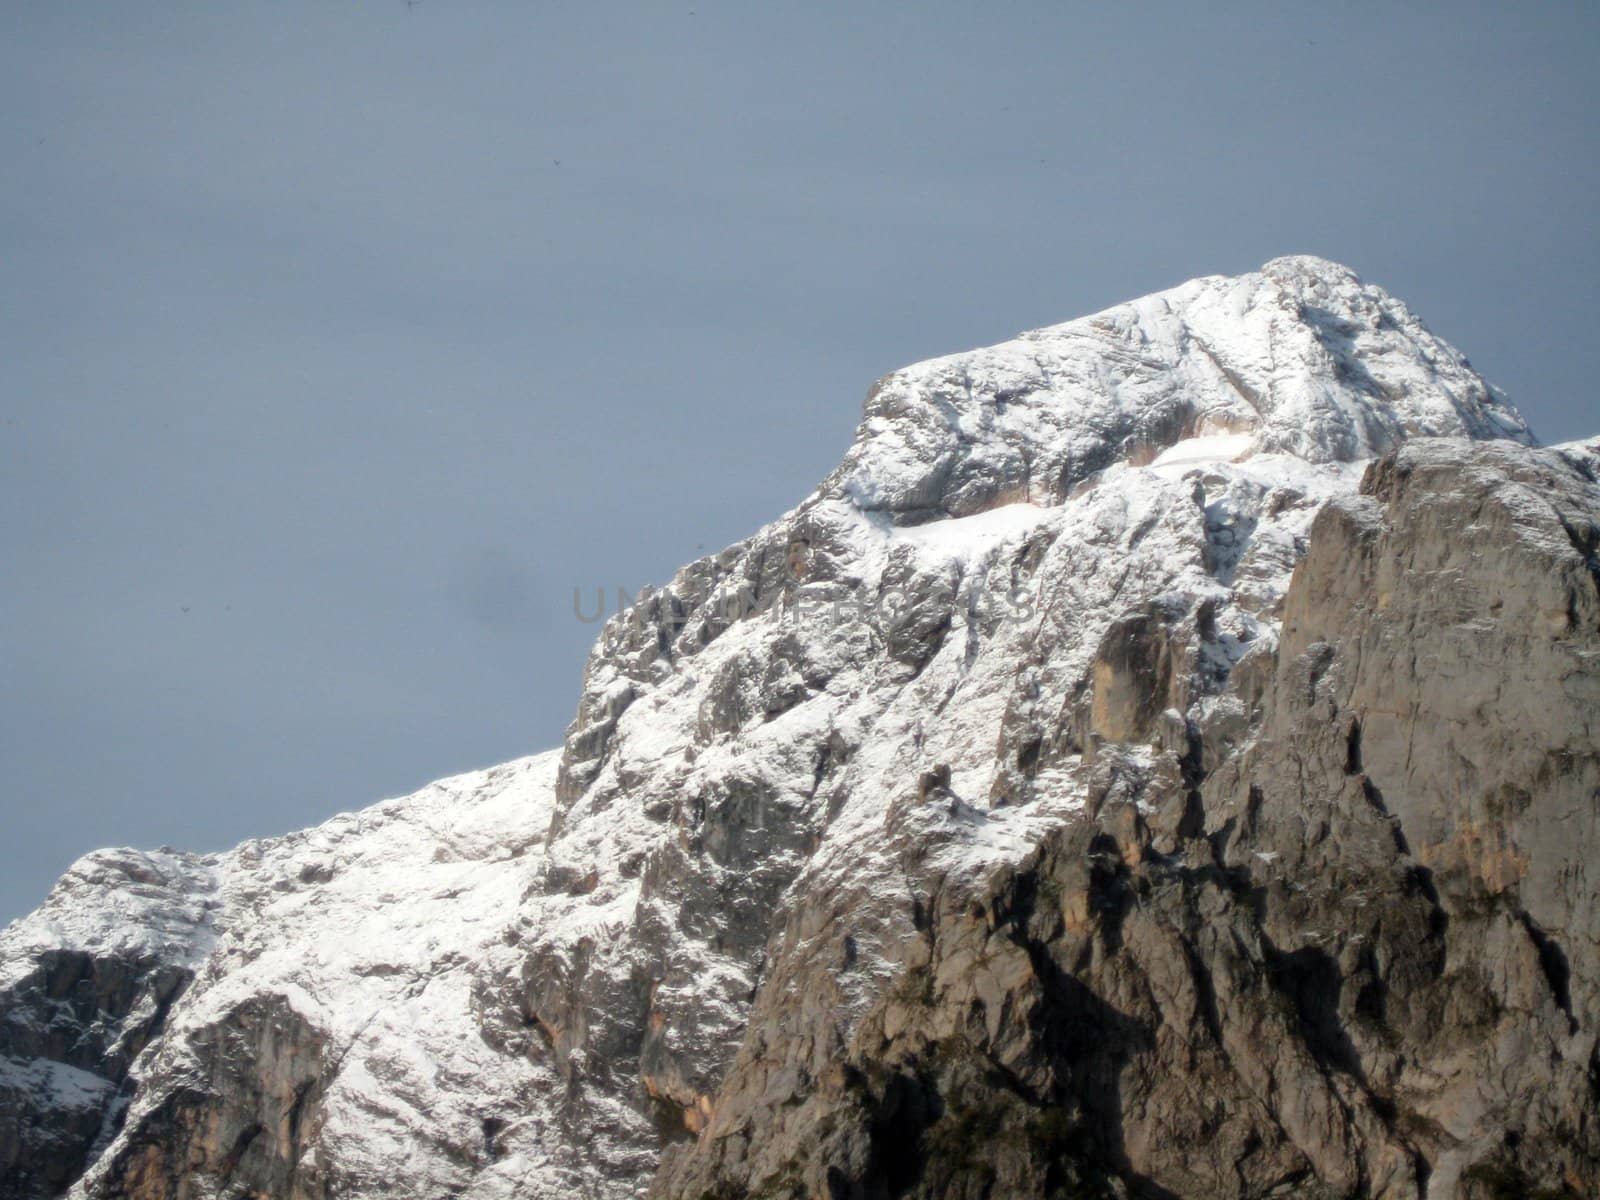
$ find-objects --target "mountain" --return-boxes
[3,257,1596,1200]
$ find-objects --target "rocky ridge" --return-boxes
[2,258,1594,1200]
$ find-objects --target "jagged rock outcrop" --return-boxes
[1,258,1593,1200]
[2,759,564,1199]
[98,996,330,1200]
[1,852,217,1200]
[652,436,1600,1200]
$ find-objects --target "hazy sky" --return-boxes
[2,1,1596,922]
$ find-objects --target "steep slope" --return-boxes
[653,435,1600,1200]
[3,755,563,1199]
[4,258,1592,1200]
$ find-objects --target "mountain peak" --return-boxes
[5,265,1592,1200]
[1257,252,1363,282]
[827,260,1533,522]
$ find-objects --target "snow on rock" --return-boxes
[0,258,1548,1200]
[829,255,1529,521]
[0,1057,113,1114]
[0,849,222,988]
[3,754,575,1200]
[1148,432,1257,474]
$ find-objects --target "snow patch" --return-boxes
[1147,433,1257,475]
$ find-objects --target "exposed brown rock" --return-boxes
[95,998,329,1200]
[653,438,1600,1200]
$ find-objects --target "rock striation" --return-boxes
[2,258,1594,1200]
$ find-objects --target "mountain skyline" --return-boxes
[4,1,1599,926]
[6,258,1595,1198]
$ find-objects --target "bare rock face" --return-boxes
[651,437,1600,1200]
[96,997,329,1200]
[1088,607,1181,743]
[2,259,1594,1200]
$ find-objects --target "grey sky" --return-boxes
[2,1,1596,922]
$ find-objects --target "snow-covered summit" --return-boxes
[0,260,1554,1200]
[829,256,1532,521]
